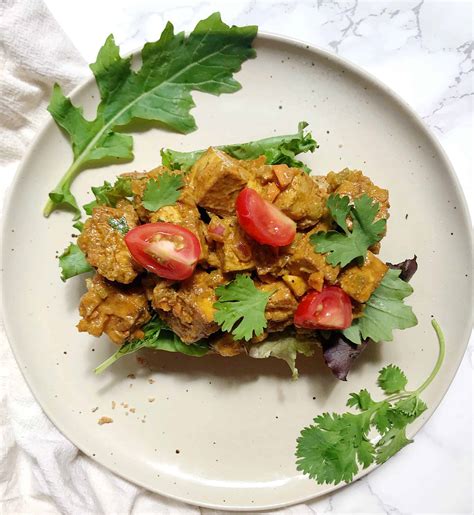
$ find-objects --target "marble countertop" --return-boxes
[40,0,473,513]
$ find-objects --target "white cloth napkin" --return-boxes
[0,2,210,514]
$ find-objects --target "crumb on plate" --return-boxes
[98,416,113,425]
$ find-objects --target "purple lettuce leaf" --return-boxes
[387,255,418,282]
[322,335,370,381]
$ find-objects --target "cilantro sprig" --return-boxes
[296,320,445,485]
[44,13,257,219]
[94,316,210,374]
[214,274,272,341]
[311,194,386,267]
[142,172,184,211]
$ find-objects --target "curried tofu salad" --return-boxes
[46,13,446,486]
[61,132,418,379]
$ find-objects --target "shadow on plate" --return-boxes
[89,336,383,400]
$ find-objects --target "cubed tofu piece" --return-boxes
[152,270,223,343]
[244,159,282,201]
[287,232,340,283]
[326,169,389,222]
[272,164,298,188]
[240,156,279,188]
[239,155,271,177]
[308,271,324,292]
[191,148,250,216]
[274,170,326,229]
[212,216,256,273]
[312,175,331,197]
[282,274,308,297]
[211,333,245,356]
[257,281,298,332]
[338,251,388,302]
[78,274,151,344]
[252,242,292,277]
[77,201,140,284]
[246,176,281,202]
[262,182,281,203]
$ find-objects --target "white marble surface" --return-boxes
[20,0,474,513]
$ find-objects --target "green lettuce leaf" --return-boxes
[58,243,93,281]
[94,316,210,374]
[249,335,317,379]
[160,121,317,172]
[44,13,257,219]
[342,269,418,344]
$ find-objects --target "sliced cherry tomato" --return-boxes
[294,286,353,330]
[124,222,201,280]
[235,187,296,246]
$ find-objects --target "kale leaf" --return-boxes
[44,13,257,219]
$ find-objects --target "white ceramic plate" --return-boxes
[2,33,472,511]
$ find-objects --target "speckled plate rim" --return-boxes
[2,31,473,511]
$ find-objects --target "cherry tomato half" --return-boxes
[294,286,353,330]
[124,222,201,280]
[235,188,296,247]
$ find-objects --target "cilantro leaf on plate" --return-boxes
[346,389,376,410]
[44,13,257,219]
[249,334,317,379]
[142,172,184,211]
[160,121,317,172]
[83,177,133,215]
[375,426,412,464]
[393,396,427,417]
[296,320,445,485]
[342,268,418,345]
[94,316,210,374]
[311,194,386,267]
[214,274,272,341]
[58,243,93,281]
[372,402,391,435]
[296,411,375,484]
[377,364,408,394]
